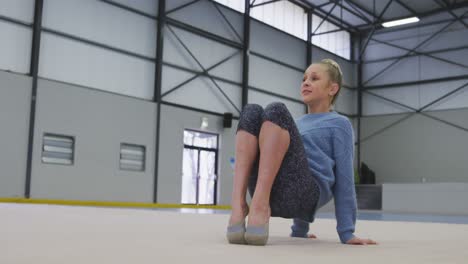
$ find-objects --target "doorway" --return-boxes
[181,129,219,205]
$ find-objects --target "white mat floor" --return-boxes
[2,203,468,264]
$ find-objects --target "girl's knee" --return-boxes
[240,104,264,123]
[237,104,264,137]
[263,102,292,130]
[243,104,263,114]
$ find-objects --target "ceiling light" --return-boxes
[382,17,419,28]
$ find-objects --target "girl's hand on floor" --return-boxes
[346,236,377,245]
[307,233,317,239]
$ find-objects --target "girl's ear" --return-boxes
[329,82,339,96]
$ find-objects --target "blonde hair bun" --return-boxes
[318,58,343,105]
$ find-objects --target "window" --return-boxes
[250,0,307,40]
[312,14,351,60]
[212,0,245,13]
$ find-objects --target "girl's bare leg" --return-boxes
[248,121,290,226]
[229,130,259,225]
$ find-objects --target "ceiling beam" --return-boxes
[345,0,378,21]
[329,0,373,24]
[355,1,468,30]
[289,0,359,32]
[433,0,468,28]
[394,0,418,17]
[342,0,373,23]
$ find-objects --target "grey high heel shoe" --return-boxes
[244,222,269,246]
[226,220,247,244]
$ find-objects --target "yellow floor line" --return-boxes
[0,197,231,210]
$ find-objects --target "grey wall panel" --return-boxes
[0,21,32,74]
[429,49,468,69]
[363,79,468,115]
[364,39,416,61]
[364,86,421,115]
[363,56,419,86]
[30,79,156,202]
[0,71,32,197]
[419,55,468,80]
[363,93,411,115]
[162,77,241,114]
[248,90,305,119]
[108,0,159,16]
[158,104,236,205]
[417,23,468,52]
[207,52,242,84]
[250,20,307,70]
[382,183,468,215]
[249,54,303,100]
[419,80,468,111]
[164,26,239,73]
[334,87,357,115]
[311,47,356,88]
[364,18,467,86]
[372,19,468,55]
[167,0,243,43]
[426,108,468,130]
[161,65,198,95]
[361,110,468,183]
[374,10,465,42]
[39,33,155,100]
[0,0,35,23]
[43,0,157,58]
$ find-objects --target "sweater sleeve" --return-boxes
[333,120,357,244]
[290,218,310,238]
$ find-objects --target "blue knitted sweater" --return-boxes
[291,111,357,244]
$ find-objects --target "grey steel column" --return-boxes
[153,0,166,203]
[25,0,44,198]
[241,0,251,107]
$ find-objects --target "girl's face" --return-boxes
[300,64,338,105]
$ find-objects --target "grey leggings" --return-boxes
[236,102,320,222]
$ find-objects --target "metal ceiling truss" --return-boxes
[312,2,339,34]
[250,0,282,8]
[345,0,378,22]
[311,27,345,36]
[291,0,359,32]
[359,0,393,60]
[342,0,373,24]
[353,0,468,30]
[165,0,201,15]
[100,0,156,19]
[433,0,468,28]
[363,10,468,86]
[394,0,418,17]
[333,0,373,24]
[212,2,243,42]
